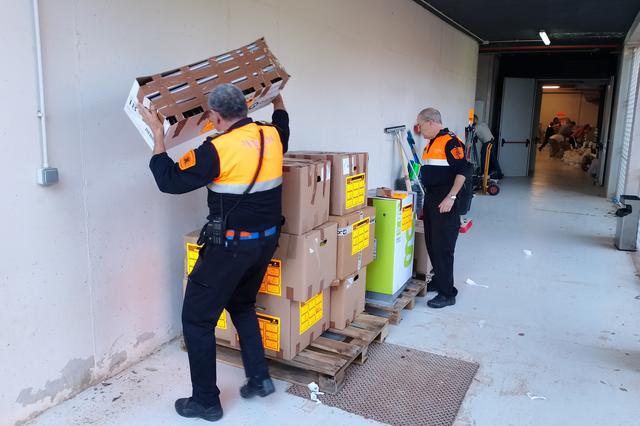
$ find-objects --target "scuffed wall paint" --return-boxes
[11,336,168,426]
[134,332,156,348]
[16,358,95,407]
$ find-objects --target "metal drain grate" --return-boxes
[287,342,479,426]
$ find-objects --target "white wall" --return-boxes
[607,12,640,199]
[539,93,600,129]
[474,53,499,124]
[0,1,478,423]
[606,47,635,198]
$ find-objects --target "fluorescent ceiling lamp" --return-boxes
[542,85,560,89]
[539,30,551,45]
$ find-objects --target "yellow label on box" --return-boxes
[351,217,370,255]
[391,193,408,200]
[345,173,366,209]
[401,203,413,232]
[186,243,202,274]
[216,310,227,330]
[257,313,280,352]
[299,292,324,335]
[259,259,282,296]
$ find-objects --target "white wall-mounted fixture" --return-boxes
[32,0,58,186]
[539,30,551,46]
[542,85,560,89]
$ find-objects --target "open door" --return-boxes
[598,77,615,185]
[498,78,536,176]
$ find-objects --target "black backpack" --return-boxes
[455,161,474,215]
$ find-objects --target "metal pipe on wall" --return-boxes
[32,0,58,185]
[33,0,48,167]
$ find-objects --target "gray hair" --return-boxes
[418,107,442,124]
[207,83,248,120]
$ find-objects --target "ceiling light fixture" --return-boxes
[539,30,551,45]
[542,85,560,89]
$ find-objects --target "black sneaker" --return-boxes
[174,397,223,422]
[427,294,456,309]
[240,376,275,399]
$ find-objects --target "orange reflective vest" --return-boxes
[207,122,283,194]
[422,132,465,166]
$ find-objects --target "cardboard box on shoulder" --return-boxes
[255,288,330,360]
[330,269,366,330]
[414,220,432,276]
[124,38,289,150]
[286,151,368,216]
[282,158,331,235]
[182,277,239,349]
[366,190,415,297]
[274,222,337,301]
[330,206,376,280]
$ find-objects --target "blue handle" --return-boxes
[406,131,421,164]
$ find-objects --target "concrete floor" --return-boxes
[29,153,640,426]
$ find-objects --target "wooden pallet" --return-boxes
[216,312,388,395]
[413,272,433,284]
[365,279,428,325]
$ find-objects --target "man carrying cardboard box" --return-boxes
[140,84,289,422]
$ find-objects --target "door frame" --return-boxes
[598,77,615,185]
[530,77,614,179]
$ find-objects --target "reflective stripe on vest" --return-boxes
[206,123,283,194]
[421,132,463,166]
[423,158,449,166]
[208,177,283,194]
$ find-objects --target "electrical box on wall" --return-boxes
[37,167,58,186]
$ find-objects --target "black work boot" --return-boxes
[427,294,456,309]
[174,397,223,422]
[240,376,276,399]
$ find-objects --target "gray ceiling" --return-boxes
[414,0,640,47]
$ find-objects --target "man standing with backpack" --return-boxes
[416,107,471,308]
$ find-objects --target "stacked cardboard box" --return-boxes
[254,157,336,360]
[180,151,373,360]
[255,221,336,360]
[281,158,331,235]
[286,152,368,216]
[287,151,372,330]
[414,220,432,278]
[330,268,367,329]
[330,206,376,280]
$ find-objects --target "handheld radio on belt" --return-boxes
[198,129,265,247]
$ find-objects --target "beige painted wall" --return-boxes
[0,1,478,423]
[539,92,600,130]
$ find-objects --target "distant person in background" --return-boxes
[472,115,504,179]
[548,133,565,158]
[572,123,591,147]
[539,117,560,151]
[560,121,576,149]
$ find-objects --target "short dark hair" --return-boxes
[207,83,248,120]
